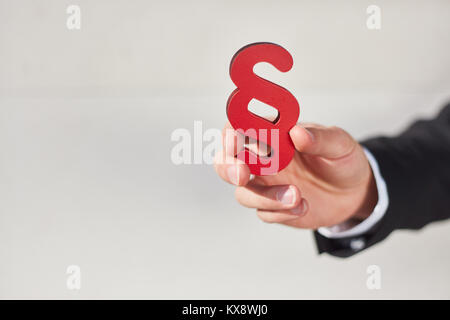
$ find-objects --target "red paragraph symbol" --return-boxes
[226,42,300,175]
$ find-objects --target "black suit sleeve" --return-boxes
[314,103,450,258]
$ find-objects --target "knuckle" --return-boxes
[329,126,355,153]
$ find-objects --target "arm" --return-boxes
[214,103,450,258]
[315,104,450,257]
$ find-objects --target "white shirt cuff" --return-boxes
[317,148,389,239]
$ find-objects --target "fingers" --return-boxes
[216,121,312,226]
[234,180,309,225]
[223,120,356,160]
[222,121,270,157]
[215,121,269,186]
[214,122,251,186]
[289,124,356,159]
[256,198,309,224]
[235,181,301,210]
[214,150,251,186]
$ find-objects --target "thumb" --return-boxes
[289,124,356,159]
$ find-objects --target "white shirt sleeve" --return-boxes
[317,148,389,239]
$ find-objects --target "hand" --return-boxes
[214,123,378,229]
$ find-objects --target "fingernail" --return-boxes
[291,198,308,216]
[302,126,314,141]
[227,166,239,185]
[276,186,295,205]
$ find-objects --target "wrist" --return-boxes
[352,168,378,222]
[317,147,388,239]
